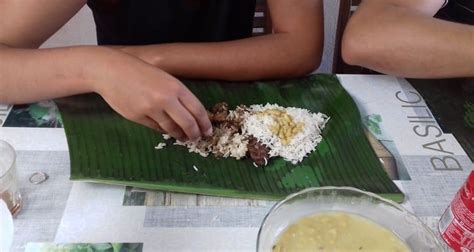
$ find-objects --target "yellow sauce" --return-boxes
[256,108,304,145]
[273,212,410,252]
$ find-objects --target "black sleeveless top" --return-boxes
[437,0,474,25]
[87,0,257,45]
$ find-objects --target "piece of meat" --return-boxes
[208,102,229,123]
[221,121,240,134]
[247,136,270,167]
[211,102,229,114]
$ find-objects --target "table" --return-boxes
[1,75,472,252]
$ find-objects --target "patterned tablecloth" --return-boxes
[1,75,472,252]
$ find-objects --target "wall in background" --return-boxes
[42,0,340,73]
[319,0,340,73]
[41,7,96,48]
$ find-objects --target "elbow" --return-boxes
[298,53,322,76]
[341,5,395,69]
[341,21,370,67]
[341,34,359,66]
[340,2,386,69]
[285,46,323,78]
[286,58,321,78]
[342,22,399,74]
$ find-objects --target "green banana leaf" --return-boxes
[56,75,404,202]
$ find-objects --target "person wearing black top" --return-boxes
[0,0,324,141]
[342,0,474,78]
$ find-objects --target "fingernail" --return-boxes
[205,127,213,136]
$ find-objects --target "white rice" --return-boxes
[154,143,167,150]
[242,104,329,164]
[174,139,210,157]
[172,130,248,160]
[212,132,248,159]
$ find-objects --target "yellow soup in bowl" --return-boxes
[273,212,410,252]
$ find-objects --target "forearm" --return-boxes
[120,33,323,81]
[342,3,474,78]
[0,45,114,104]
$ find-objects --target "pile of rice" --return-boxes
[243,104,329,164]
[159,103,329,165]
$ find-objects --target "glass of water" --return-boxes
[0,140,22,217]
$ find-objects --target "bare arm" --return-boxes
[0,0,91,102]
[0,0,212,141]
[117,0,324,81]
[341,0,474,78]
[0,45,101,103]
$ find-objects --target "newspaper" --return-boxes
[1,75,472,252]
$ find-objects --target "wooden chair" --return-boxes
[253,0,273,36]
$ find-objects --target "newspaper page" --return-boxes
[1,75,472,252]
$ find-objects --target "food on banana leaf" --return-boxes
[159,102,329,167]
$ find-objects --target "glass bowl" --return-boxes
[257,187,443,252]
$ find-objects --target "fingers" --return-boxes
[179,92,213,137]
[165,100,202,141]
[150,111,187,141]
[135,116,163,132]
[128,76,211,141]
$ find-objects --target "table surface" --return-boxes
[1,75,472,252]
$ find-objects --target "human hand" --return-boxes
[93,51,212,141]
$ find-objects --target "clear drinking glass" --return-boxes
[257,187,444,252]
[0,140,22,217]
